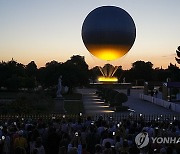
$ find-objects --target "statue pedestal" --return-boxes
[54,97,66,113]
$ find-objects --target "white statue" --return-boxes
[123,77,126,83]
[57,76,62,98]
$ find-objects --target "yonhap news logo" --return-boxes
[135,132,149,148]
[135,132,180,149]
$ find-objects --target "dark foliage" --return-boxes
[0,55,89,91]
[0,57,180,91]
[96,88,128,111]
[90,61,180,84]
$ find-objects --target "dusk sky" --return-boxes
[0,0,180,69]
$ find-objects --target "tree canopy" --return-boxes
[0,55,180,90]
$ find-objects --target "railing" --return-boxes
[140,94,180,113]
[0,113,179,122]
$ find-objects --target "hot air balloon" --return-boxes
[81,6,136,82]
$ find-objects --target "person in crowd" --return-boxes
[45,127,60,154]
[14,130,28,152]
[0,115,178,154]
[14,147,26,154]
[68,147,78,154]
[86,125,99,154]
[119,139,129,153]
[102,142,113,154]
[102,132,115,147]
[115,136,122,153]
[32,137,45,154]
[2,127,11,154]
[95,144,102,154]
[82,144,90,154]
[68,133,82,154]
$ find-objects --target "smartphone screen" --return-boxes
[2,136,5,140]
[75,132,78,137]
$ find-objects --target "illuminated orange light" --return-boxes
[98,105,109,108]
[102,110,115,113]
[93,101,104,104]
[98,76,118,82]
[87,44,130,61]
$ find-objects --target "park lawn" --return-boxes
[63,93,84,114]
[0,91,84,114]
[64,100,84,114]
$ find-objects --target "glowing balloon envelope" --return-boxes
[82,6,136,61]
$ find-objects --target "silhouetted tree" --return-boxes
[0,61,7,87]
[26,61,37,77]
[67,55,88,70]
[62,55,89,93]
[1,57,180,91]
[24,61,38,89]
[167,63,180,81]
[130,60,153,81]
[36,67,46,87]
[114,66,123,82]
[89,66,101,82]
[152,67,169,82]
[3,59,26,90]
[6,59,25,78]
[40,60,62,87]
[5,75,21,91]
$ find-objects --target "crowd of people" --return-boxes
[0,115,179,154]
